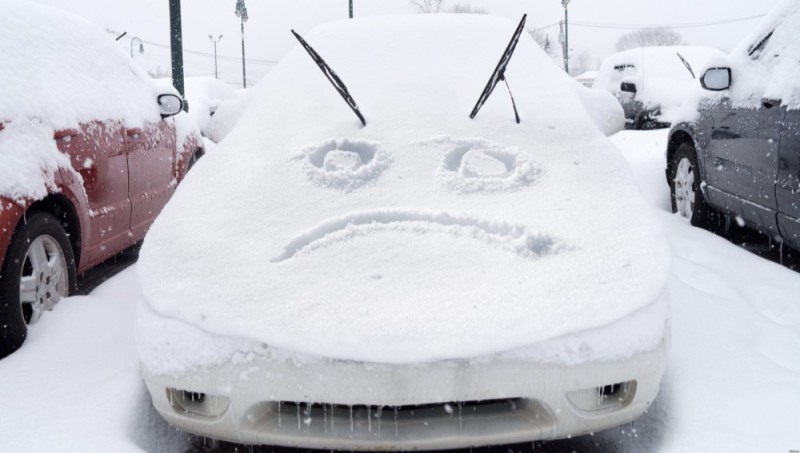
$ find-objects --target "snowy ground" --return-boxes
[1,130,798,453]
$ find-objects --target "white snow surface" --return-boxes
[137,15,669,365]
[3,129,799,452]
[593,46,727,123]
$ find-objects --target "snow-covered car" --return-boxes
[136,14,670,450]
[666,0,800,249]
[0,1,204,359]
[182,76,241,139]
[594,46,727,129]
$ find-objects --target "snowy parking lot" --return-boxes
[1,129,798,452]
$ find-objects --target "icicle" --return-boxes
[278,401,282,427]
[367,405,372,433]
[323,403,328,434]
[394,406,399,436]
[458,402,463,430]
[349,405,354,433]
[297,404,301,430]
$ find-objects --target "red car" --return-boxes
[0,1,204,359]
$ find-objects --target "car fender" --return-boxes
[0,197,25,272]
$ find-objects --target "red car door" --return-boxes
[126,120,177,240]
[57,120,132,266]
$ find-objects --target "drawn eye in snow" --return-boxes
[299,138,392,192]
[431,137,541,194]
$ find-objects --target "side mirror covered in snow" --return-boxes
[700,67,731,91]
[158,94,184,118]
[620,82,637,94]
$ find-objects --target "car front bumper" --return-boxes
[140,291,669,451]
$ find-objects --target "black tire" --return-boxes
[0,212,76,359]
[669,143,720,230]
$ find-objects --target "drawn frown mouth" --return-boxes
[270,209,569,263]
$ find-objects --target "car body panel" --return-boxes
[777,110,800,245]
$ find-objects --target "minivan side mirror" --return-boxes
[158,94,184,118]
[700,67,731,91]
[620,82,637,94]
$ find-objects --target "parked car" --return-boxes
[182,76,241,139]
[136,14,670,450]
[594,46,727,129]
[0,1,204,359]
[666,0,800,250]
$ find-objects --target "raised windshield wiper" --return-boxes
[291,29,367,127]
[676,52,696,79]
[469,14,527,124]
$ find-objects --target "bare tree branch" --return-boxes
[448,3,488,14]
[409,0,444,13]
[615,27,686,51]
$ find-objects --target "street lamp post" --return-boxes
[208,34,223,79]
[561,0,570,74]
[130,36,144,58]
[349,0,353,18]
[235,0,248,89]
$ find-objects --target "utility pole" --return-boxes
[349,0,353,18]
[235,0,249,89]
[168,0,186,108]
[564,4,569,74]
[208,34,223,79]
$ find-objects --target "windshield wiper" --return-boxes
[291,30,367,127]
[469,14,527,124]
[676,52,696,79]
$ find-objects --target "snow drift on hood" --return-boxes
[137,15,670,365]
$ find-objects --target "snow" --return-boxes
[0,0,163,129]
[593,46,727,123]
[727,0,800,110]
[2,129,799,452]
[137,15,668,365]
[0,0,201,203]
[182,77,239,136]
[0,118,73,203]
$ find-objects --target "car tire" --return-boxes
[669,143,719,229]
[0,212,76,359]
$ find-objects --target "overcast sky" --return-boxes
[29,0,781,88]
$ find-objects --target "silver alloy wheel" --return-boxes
[673,157,696,220]
[18,235,68,325]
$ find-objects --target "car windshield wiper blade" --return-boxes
[291,29,367,127]
[676,52,696,79]
[469,14,527,124]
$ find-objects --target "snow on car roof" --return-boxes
[138,14,670,365]
[0,0,179,202]
[0,0,164,128]
[729,0,800,110]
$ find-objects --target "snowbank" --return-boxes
[138,15,670,366]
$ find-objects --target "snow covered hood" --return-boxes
[138,15,670,364]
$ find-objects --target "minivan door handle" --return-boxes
[126,128,142,138]
[762,98,782,109]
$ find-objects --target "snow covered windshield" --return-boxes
[138,15,669,365]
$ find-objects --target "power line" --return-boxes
[570,14,766,30]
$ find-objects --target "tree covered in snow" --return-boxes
[447,3,488,14]
[615,27,686,51]
[528,28,553,56]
